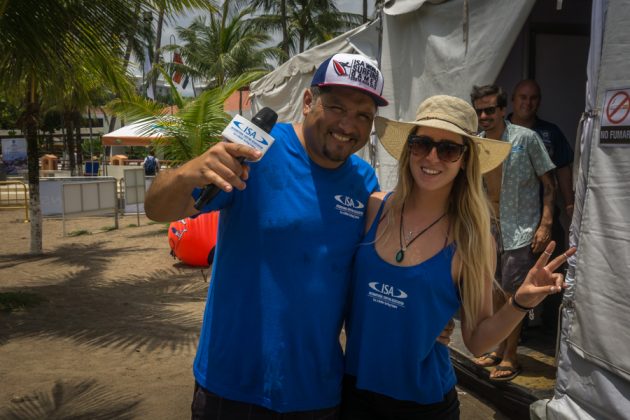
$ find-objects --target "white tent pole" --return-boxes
[370,7,385,169]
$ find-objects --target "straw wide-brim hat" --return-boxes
[376,95,511,174]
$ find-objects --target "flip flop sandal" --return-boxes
[489,365,522,381]
[474,352,502,367]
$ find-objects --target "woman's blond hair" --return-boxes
[389,133,495,327]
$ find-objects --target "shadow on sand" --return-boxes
[0,242,207,354]
[0,379,141,420]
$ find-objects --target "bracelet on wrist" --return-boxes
[511,295,534,311]
[510,296,535,320]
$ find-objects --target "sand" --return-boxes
[0,209,207,419]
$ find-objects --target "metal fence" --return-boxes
[0,180,29,222]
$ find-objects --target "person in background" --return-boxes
[470,84,557,381]
[508,79,575,332]
[341,95,574,419]
[143,149,160,176]
[145,53,391,419]
[509,79,574,221]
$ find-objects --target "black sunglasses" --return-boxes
[474,105,499,116]
[407,135,468,162]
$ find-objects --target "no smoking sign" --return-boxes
[601,88,630,145]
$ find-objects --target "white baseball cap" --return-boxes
[311,53,388,106]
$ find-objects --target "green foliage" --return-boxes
[109,70,265,166]
[252,0,363,60]
[81,137,103,158]
[0,100,22,130]
[162,0,274,90]
[41,110,63,134]
[0,292,47,313]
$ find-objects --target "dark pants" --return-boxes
[340,376,460,420]
[191,383,340,420]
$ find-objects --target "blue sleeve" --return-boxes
[550,126,573,168]
[528,132,556,177]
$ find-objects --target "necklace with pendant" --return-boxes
[396,202,446,263]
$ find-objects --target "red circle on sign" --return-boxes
[606,91,630,124]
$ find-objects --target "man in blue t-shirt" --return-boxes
[144,54,388,419]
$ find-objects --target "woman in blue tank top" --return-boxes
[342,95,576,419]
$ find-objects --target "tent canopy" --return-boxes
[101,121,167,147]
[102,107,178,147]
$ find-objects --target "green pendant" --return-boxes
[395,249,404,263]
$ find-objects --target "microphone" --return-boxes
[193,107,278,210]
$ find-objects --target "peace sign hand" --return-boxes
[513,241,577,309]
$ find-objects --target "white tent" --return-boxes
[102,120,166,147]
[535,0,630,418]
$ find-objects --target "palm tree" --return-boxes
[291,0,363,53]
[145,0,217,97]
[0,0,136,254]
[105,1,215,133]
[162,0,275,91]
[253,0,362,61]
[108,70,266,165]
[253,0,290,60]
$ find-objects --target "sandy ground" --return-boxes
[0,210,207,419]
[0,209,502,419]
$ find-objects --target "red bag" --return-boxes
[168,211,219,267]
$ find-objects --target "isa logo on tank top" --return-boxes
[368,282,408,309]
[334,195,365,219]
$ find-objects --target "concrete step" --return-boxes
[449,319,559,420]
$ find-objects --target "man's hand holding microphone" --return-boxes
[144,108,277,222]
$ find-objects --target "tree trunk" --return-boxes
[64,112,77,176]
[75,114,83,176]
[108,115,117,133]
[281,0,289,62]
[123,5,141,69]
[151,8,165,97]
[24,81,43,254]
[111,6,140,133]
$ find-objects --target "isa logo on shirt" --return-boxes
[368,282,407,309]
[334,195,365,219]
